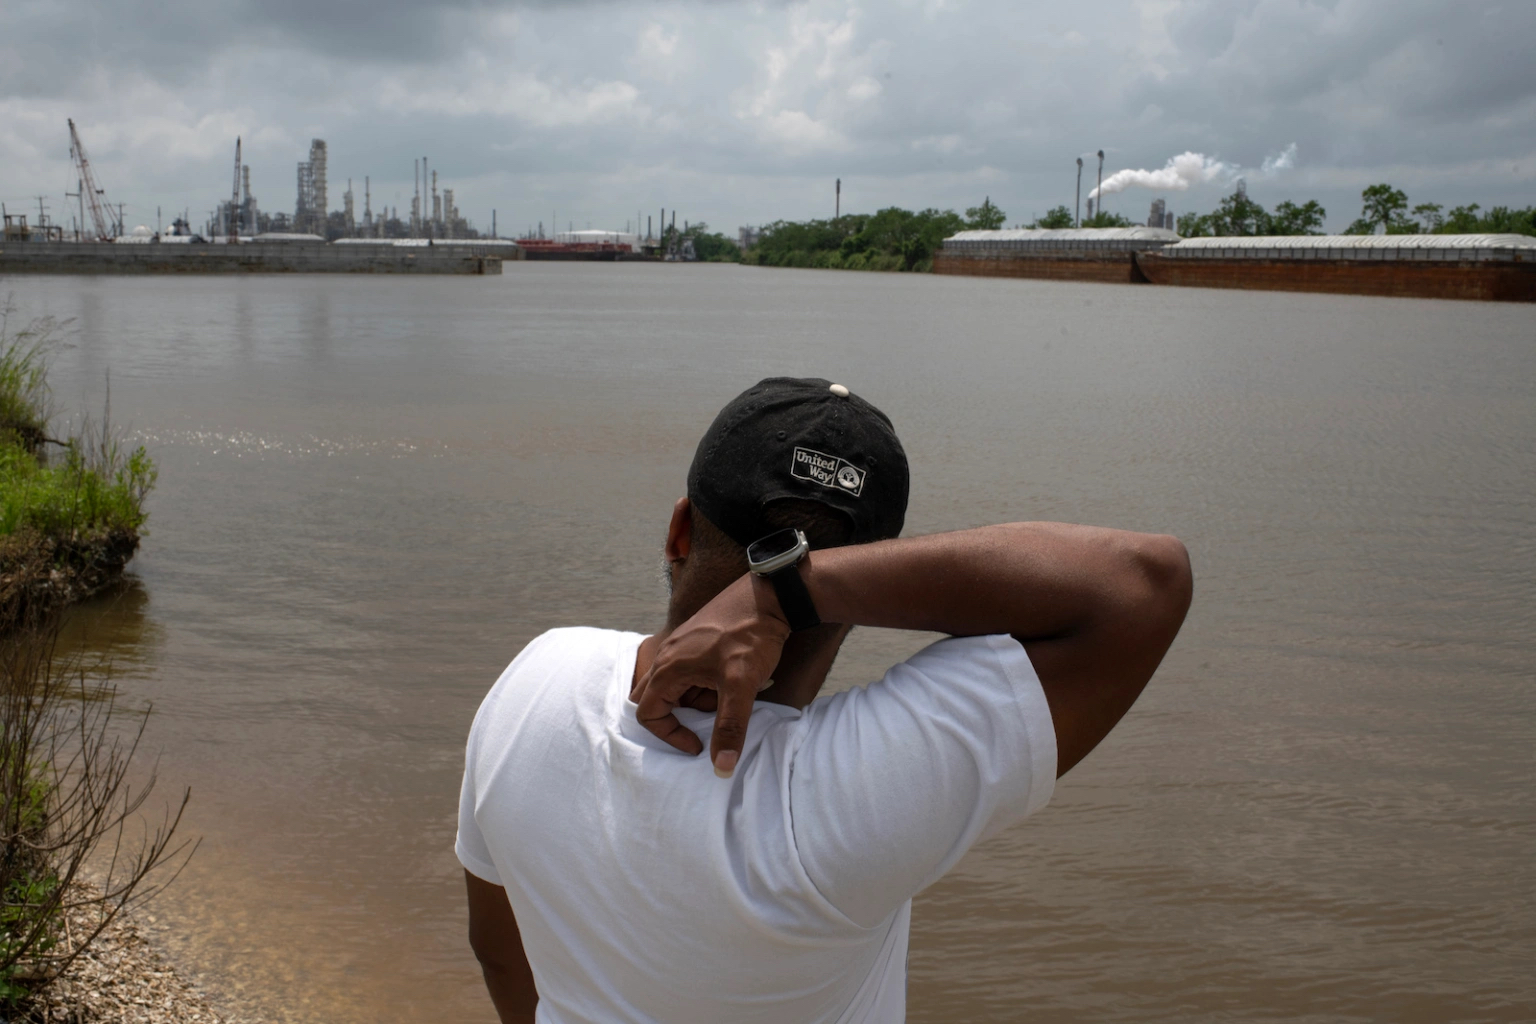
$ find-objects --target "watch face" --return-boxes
[747,528,803,565]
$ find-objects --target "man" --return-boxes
[458,378,1191,1023]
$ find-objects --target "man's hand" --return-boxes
[631,573,791,776]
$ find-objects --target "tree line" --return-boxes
[740,198,1006,272]
[1173,184,1534,238]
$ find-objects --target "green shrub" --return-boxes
[0,441,156,540]
[0,619,194,1007]
[0,305,59,450]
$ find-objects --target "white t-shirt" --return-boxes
[457,627,1056,1024]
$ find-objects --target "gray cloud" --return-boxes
[2,0,1532,236]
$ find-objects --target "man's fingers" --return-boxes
[636,705,704,756]
[679,686,718,713]
[634,675,705,756]
[709,684,754,779]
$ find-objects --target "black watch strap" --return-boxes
[765,565,821,631]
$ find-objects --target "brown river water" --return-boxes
[8,264,1533,1023]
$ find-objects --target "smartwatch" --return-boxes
[746,528,821,632]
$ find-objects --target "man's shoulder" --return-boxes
[470,627,643,744]
[508,626,644,669]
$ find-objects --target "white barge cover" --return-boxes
[943,227,1181,253]
[1155,234,1536,261]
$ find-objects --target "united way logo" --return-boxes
[792,447,866,497]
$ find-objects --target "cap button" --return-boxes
[829,384,850,398]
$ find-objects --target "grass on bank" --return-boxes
[0,307,53,452]
[1,302,155,549]
[0,431,156,540]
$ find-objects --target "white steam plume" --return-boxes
[1088,143,1297,200]
[1260,142,1298,175]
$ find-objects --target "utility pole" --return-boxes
[67,180,83,241]
[1095,150,1104,225]
[1076,157,1083,228]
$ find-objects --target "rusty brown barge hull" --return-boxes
[521,249,621,262]
[936,230,1536,302]
[932,251,1148,284]
[1134,254,1535,303]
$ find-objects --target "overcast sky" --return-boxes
[3,0,1533,236]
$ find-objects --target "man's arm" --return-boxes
[634,522,1192,776]
[465,871,538,1024]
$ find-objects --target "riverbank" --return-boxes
[21,882,228,1024]
[2,307,185,1021]
[0,529,139,632]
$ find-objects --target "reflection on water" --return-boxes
[59,576,162,675]
[13,266,1535,1024]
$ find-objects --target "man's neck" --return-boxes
[630,623,849,712]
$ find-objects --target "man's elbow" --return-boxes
[469,927,514,974]
[1130,533,1193,636]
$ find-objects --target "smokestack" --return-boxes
[836,177,841,219]
[1075,157,1083,228]
[1095,150,1104,223]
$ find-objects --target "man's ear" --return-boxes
[664,497,693,563]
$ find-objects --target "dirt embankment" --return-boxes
[0,529,140,634]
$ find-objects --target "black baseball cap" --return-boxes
[687,377,909,548]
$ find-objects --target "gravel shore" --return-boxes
[20,887,228,1024]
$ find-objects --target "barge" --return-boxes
[933,227,1180,283]
[936,229,1536,302]
[0,240,504,275]
[1136,234,1536,303]
[518,239,631,261]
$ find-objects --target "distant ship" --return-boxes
[520,230,641,261]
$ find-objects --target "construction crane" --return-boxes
[229,136,242,243]
[67,119,115,241]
